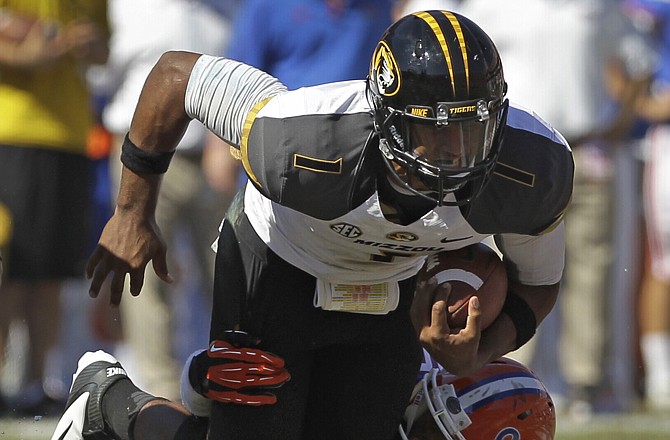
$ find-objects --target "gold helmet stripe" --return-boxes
[413,11,456,95]
[442,11,469,92]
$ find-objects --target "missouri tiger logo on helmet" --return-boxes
[371,41,401,97]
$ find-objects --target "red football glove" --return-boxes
[189,331,290,406]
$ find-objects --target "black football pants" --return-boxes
[206,197,422,440]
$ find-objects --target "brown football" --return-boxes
[417,243,508,330]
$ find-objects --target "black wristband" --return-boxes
[502,291,537,349]
[120,133,175,174]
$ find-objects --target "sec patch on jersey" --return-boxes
[417,243,507,330]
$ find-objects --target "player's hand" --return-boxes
[63,20,108,64]
[8,17,66,69]
[189,330,291,406]
[411,278,484,376]
[85,209,172,306]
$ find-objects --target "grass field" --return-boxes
[2,410,670,439]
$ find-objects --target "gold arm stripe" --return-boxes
[414,11,456,95]
[293,154,343,174]
[493,162,536,187]
[442,11,469,92]
[240,97,273,188]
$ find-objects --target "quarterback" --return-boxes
[53,10,572,440]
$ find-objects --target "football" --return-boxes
[416,243,507,330]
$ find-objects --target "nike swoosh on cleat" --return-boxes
[57,421,73,440]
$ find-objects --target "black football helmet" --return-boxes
[368,11,508,206]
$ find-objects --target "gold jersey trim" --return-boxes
[240,97,273,188]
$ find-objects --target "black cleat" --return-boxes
[51,351,129,440]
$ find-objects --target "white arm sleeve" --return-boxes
[495,222,566,286]
[180,349,212,418]
[184,55,288,146]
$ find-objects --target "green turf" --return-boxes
[2,411,670,439]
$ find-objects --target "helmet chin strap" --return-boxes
[382,156,445,206]
[380,151,473,209]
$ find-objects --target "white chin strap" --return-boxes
[399,368,472,440]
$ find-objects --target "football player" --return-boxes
[53,9,572,440]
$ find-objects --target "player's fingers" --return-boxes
[85,246,104,279]
[109,271,126,306]
[205,389,278,406]
[208,364,290,389]
[209,341,287,368]
[463,296,482,338]
[430,282,451,333]
[88,264,109,298]
[410,277,438,333]
[128,269,145,296]
[151,251,173,284]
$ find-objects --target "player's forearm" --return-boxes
[479,282,559,363]
[508,281,560,327]
[114,168,162,218]
[116,51,201,217]
[127,50,201,153]
[117,52,198,218]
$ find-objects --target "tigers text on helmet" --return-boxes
[368,10,508,206]
[399,357,556,440]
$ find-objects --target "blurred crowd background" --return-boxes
[1,0,669,429]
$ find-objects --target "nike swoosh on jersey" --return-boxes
[440,235,473,243]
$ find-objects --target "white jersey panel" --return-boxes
[245,178,564,286]
[497,223,566,285]
[245,183,488,284]
[258,79,370,118]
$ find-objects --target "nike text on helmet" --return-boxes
[368,10,509,206]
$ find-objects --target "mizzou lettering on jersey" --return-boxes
[353,239,444,254]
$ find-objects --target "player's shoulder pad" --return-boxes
[467,104,574,235]
[241,81,379,219]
